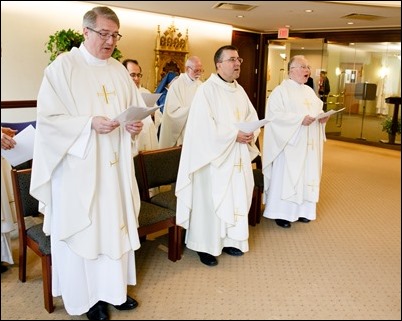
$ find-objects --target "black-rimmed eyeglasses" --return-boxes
[220,57,244,64]
[87,27,122,41]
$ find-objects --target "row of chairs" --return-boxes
[10,144,263,314]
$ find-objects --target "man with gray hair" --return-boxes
[158,56,203,148]
[31,7,142,320]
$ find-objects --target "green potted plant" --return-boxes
[45,28,122,63]
[381,116,401,144]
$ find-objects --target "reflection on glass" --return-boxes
[267,39,401,145]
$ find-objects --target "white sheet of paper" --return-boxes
[1,124,35,166]
[316,108,345,120]
[141,93,162,107]
[234,118,269,133]
[113,105,160,123]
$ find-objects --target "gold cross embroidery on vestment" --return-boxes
[110,152,119,166]
[98,85,116,104]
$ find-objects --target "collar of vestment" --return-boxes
[217,73,236,88]
[79,44,108,66]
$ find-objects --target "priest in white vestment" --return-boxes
[30,7,143,320]
[262,55,329,229]
[158,56,203,148]
[122,58,158,152]
[176,45,260,266]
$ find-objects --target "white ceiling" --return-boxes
[82,1,400,33]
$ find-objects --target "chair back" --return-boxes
[10,167,54,313]
[136,146,182,202]
[11,168,40,236]
[141,146,182,189]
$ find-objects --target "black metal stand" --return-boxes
[356,100,367,140]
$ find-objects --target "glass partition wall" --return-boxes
[267,39,401,145]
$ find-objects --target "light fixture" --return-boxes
[279,53,287,60]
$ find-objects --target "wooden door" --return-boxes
[232,31,264,118]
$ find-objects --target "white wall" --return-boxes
[1,1,232,104]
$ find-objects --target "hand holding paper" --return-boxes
[234,118,269,133]
[1,125,35,166]
[316,108,345,120]
[113,105,159,123]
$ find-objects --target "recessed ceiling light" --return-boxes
[305,9,313,13]
[347,22,354,25]
[237,15,244,18]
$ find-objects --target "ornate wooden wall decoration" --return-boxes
[154,23,189,88]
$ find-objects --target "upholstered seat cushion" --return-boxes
[139,201,176,227]
[150,190,177,211]
[26,223,51,255]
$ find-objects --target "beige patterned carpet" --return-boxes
[1,139,401,320]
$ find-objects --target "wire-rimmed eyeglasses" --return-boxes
[220,57,244,64]
[188,66,204,73]
[129,73,143,78]
[290,65,310,70]
[87,27,122,41]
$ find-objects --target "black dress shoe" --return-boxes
[112,295,138,310]
[222,247,244,256]
[298,217,311,223]
[275,219,291,228]
[86,301,109,320]
[1,263,8,273]
[197,252,218,266]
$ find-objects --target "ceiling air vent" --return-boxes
[212,2,257,11]
[341,13,385,21]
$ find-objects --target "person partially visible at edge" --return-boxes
[1,127,17,273]
[123,58,158,151]
[175,45,260,267]
[318,70,330,111]
[262,55,329,229]
[158,56,203,148]
[153,71,179,135]
[30,6,144,320]
[306,68,315,91]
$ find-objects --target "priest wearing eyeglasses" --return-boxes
[30,6,143,320]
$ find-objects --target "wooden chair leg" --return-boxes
[255,188,263,224]
[248,189,258,226]
[19,242,27,282]
[175,226,183,261]
[41,255,54,313]
[167,226,177,262]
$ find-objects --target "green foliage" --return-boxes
[45,28,122,63]
[381,116,401,135]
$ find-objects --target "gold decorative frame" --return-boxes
[154,23,189,87]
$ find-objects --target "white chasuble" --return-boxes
[176,73,260,256]
[262,79,326,222]
[30,45,142,314]
[158,73,202,148]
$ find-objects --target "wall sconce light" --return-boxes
[379,66,388,79]
[279,53,286,60]
[335,67,342,76]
